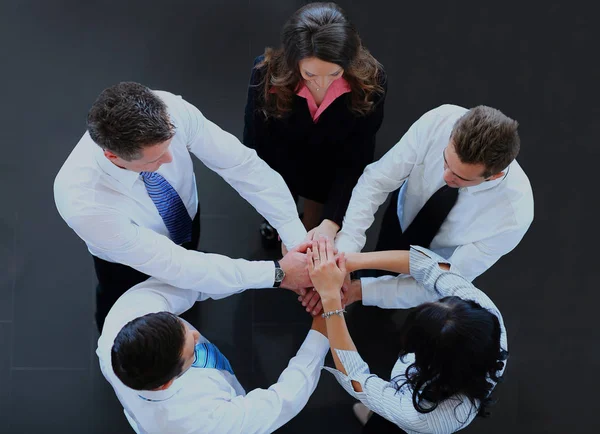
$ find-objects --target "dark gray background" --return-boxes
[0,0,596,433]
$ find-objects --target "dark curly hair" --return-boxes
[394,296,508,420]
[255,2,385,118]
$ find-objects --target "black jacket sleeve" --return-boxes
[321,70,388,227]
[243,55,269,157]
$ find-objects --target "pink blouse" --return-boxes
[269,77,352,122]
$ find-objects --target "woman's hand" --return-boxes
[307,237,346,304]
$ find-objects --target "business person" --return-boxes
[97,261,329,433]
[309,237,508,433]
[54,82,310,332]
[244,1,386,248]
[300,104,533,313]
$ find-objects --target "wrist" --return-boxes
[273,260,285,288]
[311,316,328,337]
[321,219,340,232]
[322,297,343,312]
[353,279,363,301]
[345,252,359,273]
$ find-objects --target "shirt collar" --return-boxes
[268,78,351,121]
[462,163,512,194]
[296,78,351,121]
[92,143,141,190]
[137,379,184,402]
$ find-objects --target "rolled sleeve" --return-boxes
[361,274,438,309]
[408,245,452,293]
[323,350,374,400]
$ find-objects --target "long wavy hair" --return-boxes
[394,296,508,420]
[256,2,385,118]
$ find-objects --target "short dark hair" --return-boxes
[394,296,508,418]
[111,311,186,391]
[451,106,520,178]
[87,82,175,161]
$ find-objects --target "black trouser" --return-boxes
[93,206,201,333]
[363,413,408,433]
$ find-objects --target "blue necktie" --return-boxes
[192,342,234,375]
[140,172,192,246]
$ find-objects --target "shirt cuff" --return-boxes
[276,218,307,249]
[359,277,380,306]
[302,330,331,356]
[408,245,450,292]
[323,349,373,399]
[334,233,362,254]
[253,260,278,289]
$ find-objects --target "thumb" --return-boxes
[293,240,312,254]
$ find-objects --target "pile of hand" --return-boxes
[279,236,361,316]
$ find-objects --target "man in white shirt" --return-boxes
[97,276,329,434]
[54,82,310,332]
[300,104,533,313]
[334,103,533,291]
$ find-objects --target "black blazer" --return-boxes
[243,55,387,227]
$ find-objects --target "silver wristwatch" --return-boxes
[273,260,285,287]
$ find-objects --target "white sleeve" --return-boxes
[65,210,275,293]
[447,224,531,281]
[335,109,434,254]
[199,331,329,434]
[178,96,307,249]
[361,274,439,309]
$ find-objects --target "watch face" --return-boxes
[275,267,285,282]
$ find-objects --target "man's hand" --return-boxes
[342,279,363,307]
[279,241,312,296]
[305,219,339,242]
[280,236,289,256]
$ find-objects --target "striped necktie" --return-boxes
[192,342,234,375]
[140,171,192,246]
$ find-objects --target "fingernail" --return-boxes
[302,302,306,306]
[312,311,317,315]
[298,296,302,302]
[306,308,310,312]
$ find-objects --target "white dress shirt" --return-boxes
[97,279,329,434]
[326,246,508,433]
[54,90,307,293]
[336,104,534,300]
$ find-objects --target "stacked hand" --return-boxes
[280,236,360,315]
[306,237,346,305]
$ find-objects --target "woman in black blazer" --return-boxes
[244,1,387,248]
